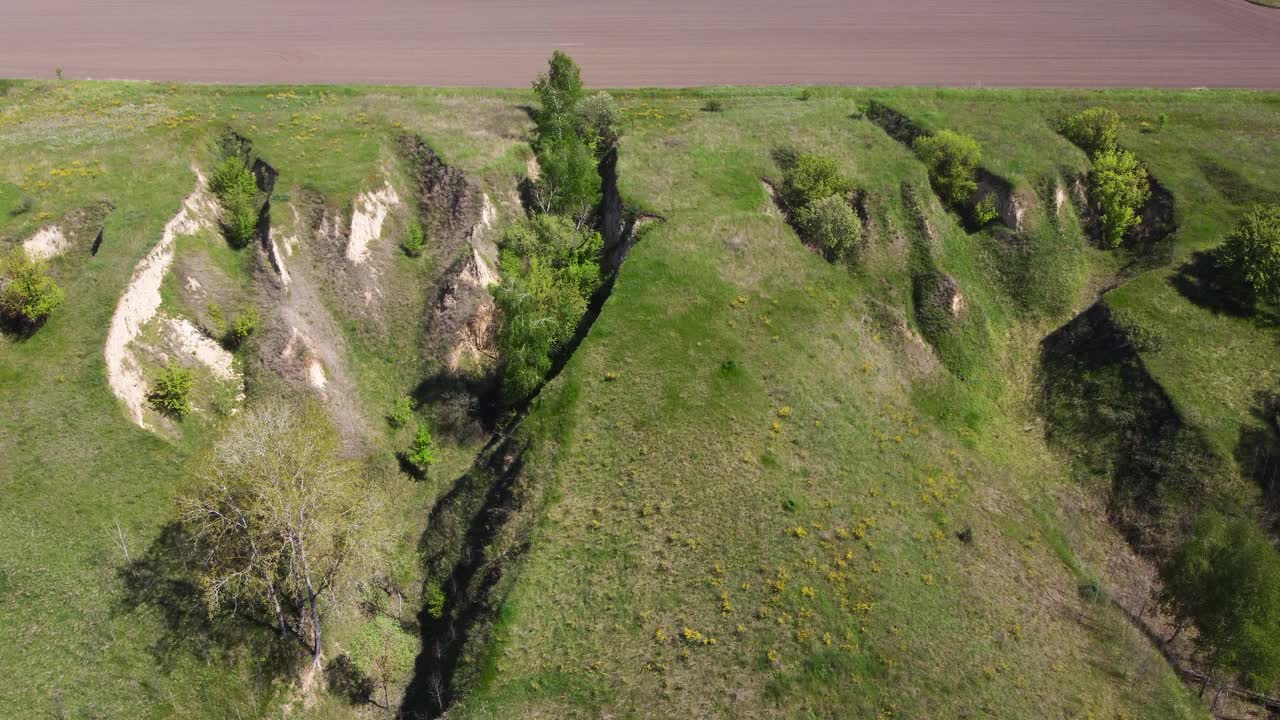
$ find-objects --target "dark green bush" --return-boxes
[227,307,258,348]
[913,130,981,207]
[701,99,725,113]
[402,218,425,257]
[794,195,862,260]
[1091,149,1150,247]
[1214,204,1280,306]
[780,153,852,211]
[1060,106,1121,158]
[0,248,63,326]
[148,362,194,418]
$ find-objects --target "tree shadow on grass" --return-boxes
[1236,390,1280,526]
[115,521,304,689]
[1167,251,1280,325]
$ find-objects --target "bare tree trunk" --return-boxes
[1200,672,1211,698]
[1211,685,1223,714]
[1168,619,1187,645]
[268,585,287,637]
[307,586,322,667]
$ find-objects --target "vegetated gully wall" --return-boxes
[398,146,642,719]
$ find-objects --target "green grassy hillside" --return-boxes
[2,81,1277,720]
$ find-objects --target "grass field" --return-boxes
[2,80,1278,719]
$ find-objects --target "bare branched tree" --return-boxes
[180,399,374,668]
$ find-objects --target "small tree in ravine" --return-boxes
[532,50,585,145]
[348,616,418,709]
[0,247,63,329]
[407,424,439,472]
[148,362,194,418]
[780,153,853,211]
[913,130,982,207]
[180,400,376,668]
[209,155,261,249]
[1157,511,1280,708]
[1060,106,1122,158]
[1091,148,1150,247]
[1215,204,1280,307]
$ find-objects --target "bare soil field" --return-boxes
[2,0,1279,87]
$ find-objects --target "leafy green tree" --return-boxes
[388,396,414,428]
[534,132,601,223]
[532,50,584,144]
[1215,204,1280,306]
[407,425,439,471]
[780,153,852,211]
[348,616,418,709]
[209,155,261,248]
[148,362,194,418]
[1060,106,1122,157]
[180,400,376,668]
[576,91,622,157]
[0,247,63,327]
[1091,149,1150,247]
[1158,511,1280,705]
[794,194,863,260]
[914,130,982,207]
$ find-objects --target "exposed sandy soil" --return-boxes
[1,0,1277,87]
[103,169,218,429]
[21,226,69,260]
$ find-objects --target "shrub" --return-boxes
[794,195,862,260]
[206,301,226,337]
[798,88,813,102]
[1091,149,1150,247]
[227,307,258,348]
[10,195,33,217]
[435,391,484,443]
[973,196,999,226]
[701,99,724,113]
[1077,578,1107,603]
[575,91,622,156]
[402,218,425,257]
[149,362,194,418]
[913,130,982,207]
[388,396,414,429]
[407,425,438,470]
[1214,204,1280,306]
[0,248,64,326]
[1060,106,1121,157]
[780,153,852,211]
[425,583,447,619]
[209,156,261,249]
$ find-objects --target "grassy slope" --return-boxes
[1,82,1277,719]
[0,82,524,719]
[450,89,1263,719]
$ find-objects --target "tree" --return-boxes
[1091,148,1150,247]
[780,153,853,211]
[347,616,418,709]
[534,132,601,224]
[1060,106,1122,158]
[1215,204,1280,306]
[180,400,374,668]
[794,194,862,260]
[913,130,982,207]
[0,247,63,327]
[532,50,584,145]
[492,281,565,404]
[1158,511,1280,705]
[575,91,622,157]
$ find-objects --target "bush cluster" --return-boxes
[209,155,261,248]
[913,130,982,208]
[494,215,603,403]
[401,218,425,257]
[779,153,861,260]
[1060,107,1121,158]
